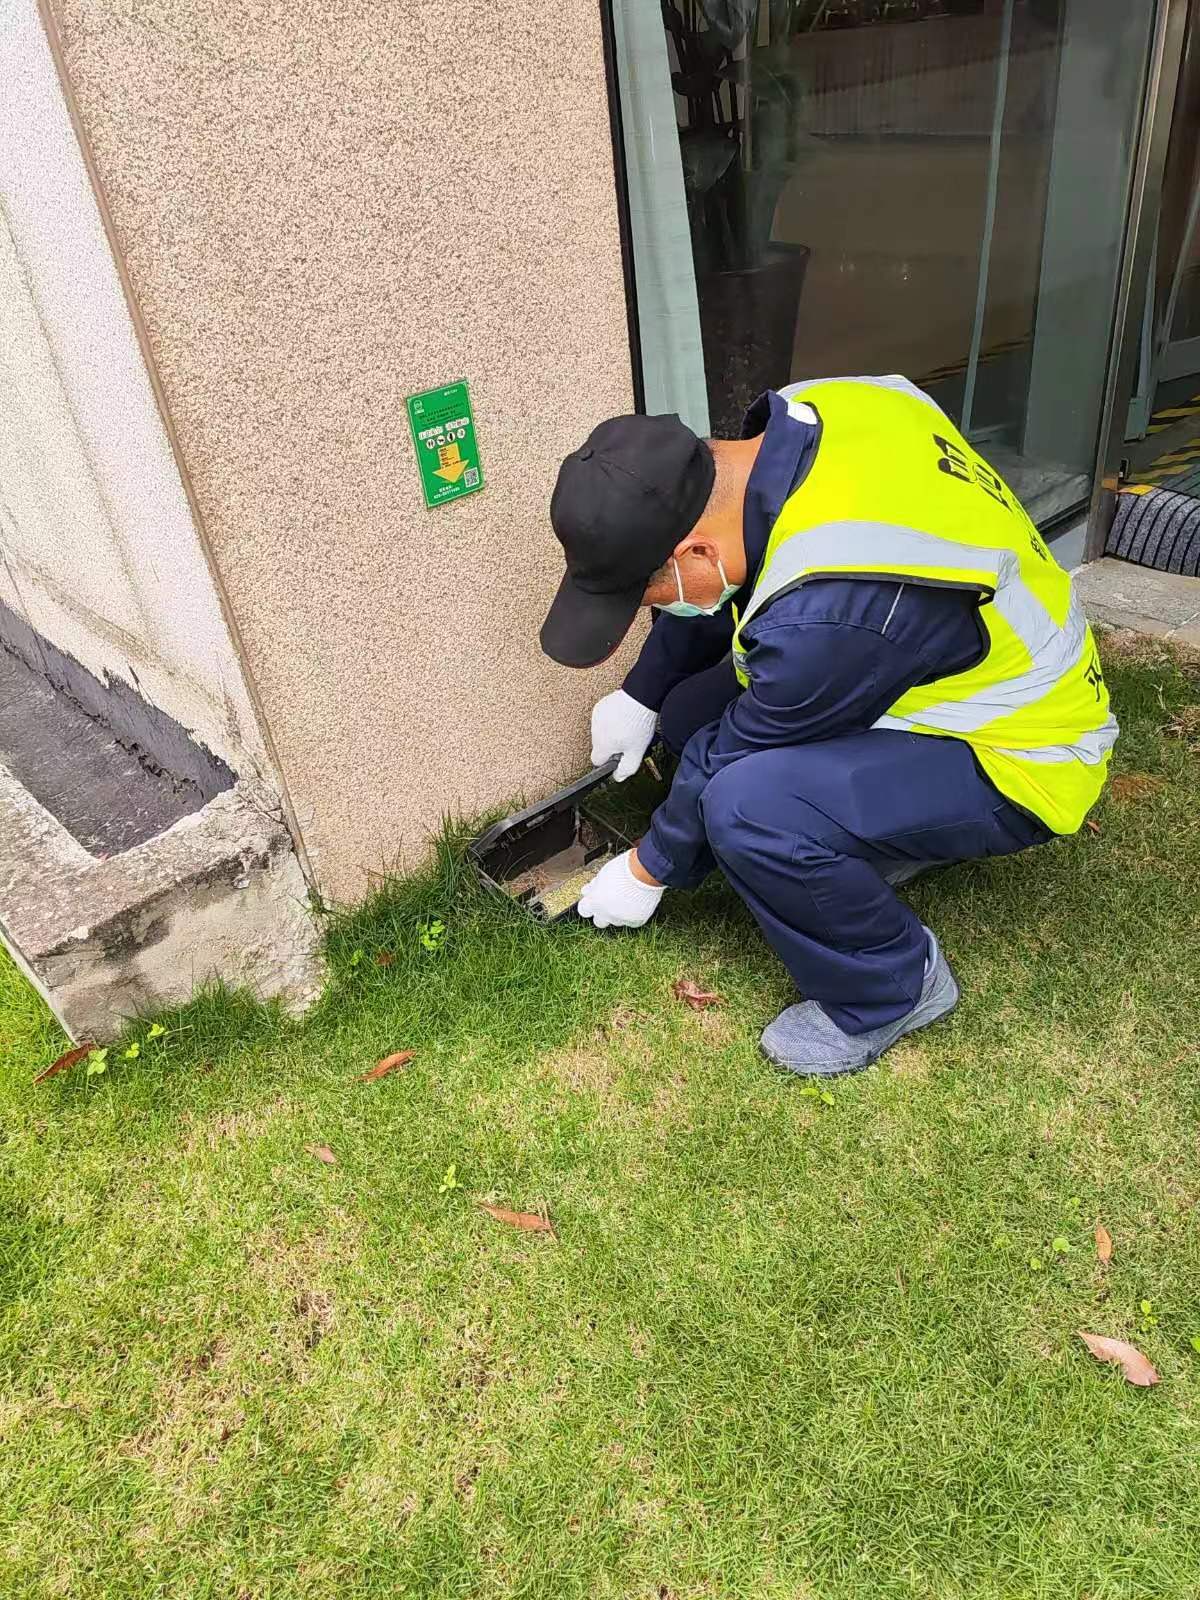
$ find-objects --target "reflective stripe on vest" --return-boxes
[729,379,1117,834]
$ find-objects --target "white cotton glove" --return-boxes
[577,850,665,930]
[591,689,658,782]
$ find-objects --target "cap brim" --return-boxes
[539,569,644,668]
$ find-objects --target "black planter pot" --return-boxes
[695,243,810,437]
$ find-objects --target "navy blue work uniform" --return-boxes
[625,391,1051,1035]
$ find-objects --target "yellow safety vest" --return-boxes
[730,378,1117,835]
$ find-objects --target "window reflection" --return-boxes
[617,0,1153,526]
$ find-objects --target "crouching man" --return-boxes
[539,377,1116,1077]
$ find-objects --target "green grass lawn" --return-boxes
[3,634,1199,1600]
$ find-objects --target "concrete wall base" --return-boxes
[0,768,323,1042]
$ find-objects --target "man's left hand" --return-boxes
[577,850,665,929]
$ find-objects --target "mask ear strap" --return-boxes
[716,557,729,590]
[672,559,685,605]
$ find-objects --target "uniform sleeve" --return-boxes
[622,609,737,713]
[637,583,982,887]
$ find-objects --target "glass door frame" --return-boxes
[598,0,1186,556]
[1084,0,1194,559]
[1125,0,1200,438]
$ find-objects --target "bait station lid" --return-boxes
[469,760,631,921]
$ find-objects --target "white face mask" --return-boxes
[653,557,738,619]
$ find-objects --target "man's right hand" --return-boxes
[590,689,658,782]
[577,850,665,928]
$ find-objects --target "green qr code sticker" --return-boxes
[406,380,484,510]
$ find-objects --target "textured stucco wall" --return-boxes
[0,2,269,778]
[45,0,638,900]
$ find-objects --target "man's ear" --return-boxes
[673,531,718,563]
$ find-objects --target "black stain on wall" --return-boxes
[0,600,236,858]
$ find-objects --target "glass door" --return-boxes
[1124,0,1200,464]
[611,0,1159,530]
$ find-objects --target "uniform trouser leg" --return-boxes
[697,730,1050,1035]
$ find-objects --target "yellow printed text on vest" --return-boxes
[730,379,1116,834]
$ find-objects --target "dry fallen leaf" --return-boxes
[1095,1225,1113,1264]
[358,1050,415,1082]
[33,1043,94,1085]
[1085,818,1102,836]
[478,1203,554,1235]
[1077,1330,1159,1386]
[673,978,723,1011]
[305,1143,337,1165]
[375,951,395,967]
[1163,705,1200,745]
[1109,773,1166,803]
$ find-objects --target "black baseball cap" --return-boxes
[540,414,715,668]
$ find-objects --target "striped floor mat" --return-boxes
[1129,442,1200,496]
[1106,486,1200,576]
[1128,389,1200,493]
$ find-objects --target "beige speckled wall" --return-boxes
[44,0,638,899]
[2,0,270,780]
